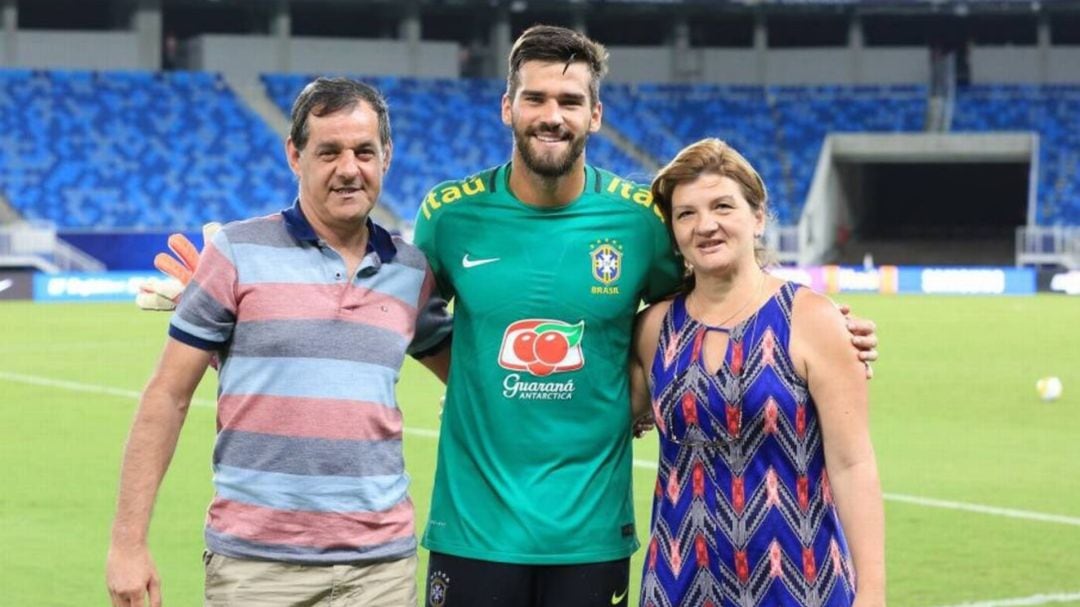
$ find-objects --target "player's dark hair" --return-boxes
[507,25,609,106]
[289,77,391,151]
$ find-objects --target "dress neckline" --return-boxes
[677,281,789,334]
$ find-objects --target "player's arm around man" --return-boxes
[106,339,213,607]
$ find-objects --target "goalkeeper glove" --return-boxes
[135,222,221,311]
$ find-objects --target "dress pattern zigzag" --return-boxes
[641,282,856,607]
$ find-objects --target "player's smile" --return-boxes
[530,127,570,146]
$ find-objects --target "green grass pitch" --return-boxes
[1,294,1078,606]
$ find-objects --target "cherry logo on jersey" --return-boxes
[498,319,585,377]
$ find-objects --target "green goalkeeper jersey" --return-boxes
[414,163,682,564]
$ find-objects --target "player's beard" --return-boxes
[514,124,588,179]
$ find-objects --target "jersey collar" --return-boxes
[281,198,397,264]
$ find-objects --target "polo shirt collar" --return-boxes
[282,198,397,264]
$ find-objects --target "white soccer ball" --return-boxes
[1036,377,1063,402]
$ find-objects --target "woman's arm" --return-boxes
[792,289,886,605]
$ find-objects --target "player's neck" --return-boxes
[508,155,587,208]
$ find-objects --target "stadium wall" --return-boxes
[59,231,198,272]
[544,46,930,85]
[187,35,460,80]
[972,47,1046,83]
[7,31,142,70]
[1047,47,1080,81]
[607,46,676,83]
[969,45,1080,83]
[5,28,1080,86]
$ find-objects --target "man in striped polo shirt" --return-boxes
[106,78,452,606]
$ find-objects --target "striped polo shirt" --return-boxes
[169,200,451,564]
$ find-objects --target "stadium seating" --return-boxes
[953,84,1080,225]
[0,69,294,229]
[768,84,927,214]
[601,83,787,219]
[601,83,927,224]
[2,69,1077,230]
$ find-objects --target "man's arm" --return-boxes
[629,301,671,437]
[417,346,451,385]
[106,339,213,607]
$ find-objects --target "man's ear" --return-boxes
[285,137,301,177]
[501,93,513,127]
[589,100,603,134]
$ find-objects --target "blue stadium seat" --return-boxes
[0,69,294,229]
[953,84,1080,225]
[1,69,1072,229]
[600,83,926,224]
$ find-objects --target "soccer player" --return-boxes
[412,26,877,607]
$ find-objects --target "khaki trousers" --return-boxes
[204,550,417,607]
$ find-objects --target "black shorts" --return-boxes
[425,551,631,607]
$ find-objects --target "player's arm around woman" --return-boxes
[629,300,671,433]
[791,288,886,607]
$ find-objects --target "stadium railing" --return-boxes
[1015,225,1080,269]
[0,222,105,272]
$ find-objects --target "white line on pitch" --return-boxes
[633,458,657,470]
[4,369,1080,528]
[0,370,218,407]
[929,592,1080,607]
[882,492,1080,527]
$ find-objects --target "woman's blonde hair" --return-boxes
[651,138,773,283]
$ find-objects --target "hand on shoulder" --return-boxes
[790,287,866,383]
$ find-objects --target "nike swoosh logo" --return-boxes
[0,279,12,294]
[611,587,628,604]
[462,254,500,269]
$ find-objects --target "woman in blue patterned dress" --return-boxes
[631,139,885,607]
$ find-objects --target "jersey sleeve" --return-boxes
[412,183,455,302]
[643,212,683,304]
[168,228,238,350]
[408,266,453,358]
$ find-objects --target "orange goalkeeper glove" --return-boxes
[135,222,221,311]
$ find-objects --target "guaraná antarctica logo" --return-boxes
[498,319,585,400]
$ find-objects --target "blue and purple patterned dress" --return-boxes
[641,282,856,607]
